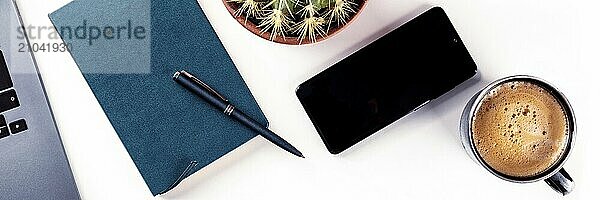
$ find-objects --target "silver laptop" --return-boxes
[0,0,80,199]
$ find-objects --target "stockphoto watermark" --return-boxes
[10,19,152,74]
[18,20,147,46]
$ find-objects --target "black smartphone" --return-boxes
[296,7,478,154]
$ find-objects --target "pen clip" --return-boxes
[180,70,228,102]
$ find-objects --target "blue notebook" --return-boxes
[50,0,267,195]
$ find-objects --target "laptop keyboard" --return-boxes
[0,51,12,91]
[0,51,28,140]
[0,89,20,112]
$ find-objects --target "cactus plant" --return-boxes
[226,0,365,44]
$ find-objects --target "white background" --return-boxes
[14,0,600,199]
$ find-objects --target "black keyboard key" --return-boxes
[0,51,14,91]
[0,126,8,139]
[0,89,19,113]
[0,115,5,127]
[9,119,27,134]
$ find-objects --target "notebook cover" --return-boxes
[49,0,267,195]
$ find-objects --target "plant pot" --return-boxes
[223,0,368,45]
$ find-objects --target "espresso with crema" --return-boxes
[472,81,569,177]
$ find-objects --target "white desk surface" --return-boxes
[15,0,599,199]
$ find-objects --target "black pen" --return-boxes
[172,70,304,158]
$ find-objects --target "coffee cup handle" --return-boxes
[544,168,574,195]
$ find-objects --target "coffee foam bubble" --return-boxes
[472,81,569,177]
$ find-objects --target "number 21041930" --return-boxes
[18,42,71,53]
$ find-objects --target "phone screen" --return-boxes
[296,7,478,154]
